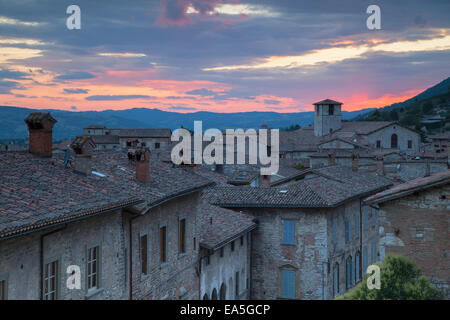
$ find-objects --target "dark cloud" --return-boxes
[186,88,217,96]
[55,72,96,80]
[63,88,89,94]
[264,99,280,105]
[85,95,155,101]
[0,69,30,80]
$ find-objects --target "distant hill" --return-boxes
[358,77,450,116]
[357,77,450,135]
[0,106,372,141]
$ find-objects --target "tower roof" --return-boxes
[313,99,343,105]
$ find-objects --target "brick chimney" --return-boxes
[376,155,384,176]
[70,136,96,175]
[260,174,271,187]
[328,152,335,166]
[351,153,359,172]
[24,112,57,157]
[136,147,151,183]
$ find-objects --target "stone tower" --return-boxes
[313,99,343,137]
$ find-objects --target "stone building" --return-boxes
[280,99,422,166]
[365,170,450,298]
[83,126,171,151]
[199,204,255,300]
[206,165,392,299]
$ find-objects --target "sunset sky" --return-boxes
[0,0,449,113]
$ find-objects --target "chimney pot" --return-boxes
[136,147,151,183]
[351,153,359,172]
[260,174,271,187]
[70,136,96,175]
[24,112,57,157]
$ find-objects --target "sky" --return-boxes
[0,0,449,113]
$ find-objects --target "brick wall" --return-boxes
[377,184,450,297]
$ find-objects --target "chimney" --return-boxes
[376,155,384,176]
[70,136,96,175]
[260,174,271,187]
[328,152,335,166]
[136,147,150,183]
[24,112,57,157]
[351,153,359,172]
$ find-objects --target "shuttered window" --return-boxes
[333,264,339,297]
[355,252,361,282]
[345,219,350,243]
[371,241,377,264]
[355,214,360,239]
[281,269,296,299]
[371,208,377,227]
[0,279,5,300]
[332,217,337,244]
[363,246,368,274]
[140,234,148,275]
[160,225,167,263]
[282,220,295,245]
[346,257,353,289]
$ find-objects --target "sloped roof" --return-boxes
[0,152,142,239]
[365,170,450,204]
[200,203,256,250]
[313,99,343,105]
[0,150,214,239]
[206,165,391,208]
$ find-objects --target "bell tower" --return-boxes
[313,99,343,137]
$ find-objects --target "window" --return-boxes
[355,214,360,239]
[391,134,398,148]
[281,269,295,299]
[211,288,217,300]
[0,276,7,300]
[316,106,319,116]
[179,218,186,254]
[345,219,350,243]
[219,283,226,300]
[282,220,295,245]
[87,246,100,291]
[240,236,244,246]
[371,241,377,264]
[333,264,339,297]
[346,256,353,289]
[43,260,59,300]
[231,240,235,252]
[220,247,224,258]
[140,234,148,275]
[160,225,167,263]
[355,252,361,282]
[155,142,160,149]
[363,246,368,274]
[408,140,412,149]
[371,208,377,227]
[329,104,334,115]
[235,271,240,299]
[332,217,337,244]
[376,140,381,148]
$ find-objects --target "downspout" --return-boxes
[129,214,139,300]
[249,230,253,299]
[40,225,67,300]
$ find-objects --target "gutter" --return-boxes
[0,199,143,241]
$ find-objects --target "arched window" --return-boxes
[346,256,353,289]
[211,288,217,300]
[391,134,398,148]
[219,283,226,300]
[333,263,339,297]
[203,293,209,300]
[355,252,361,283]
